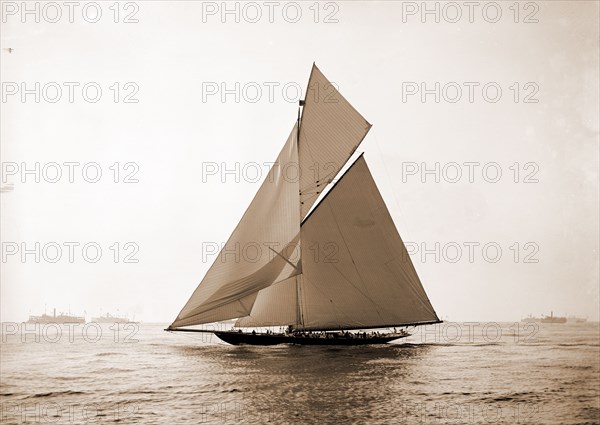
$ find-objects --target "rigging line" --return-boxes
[268,247,301,271]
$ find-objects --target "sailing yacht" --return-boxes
[166,64,441,345]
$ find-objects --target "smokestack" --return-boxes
[53,308,56,318]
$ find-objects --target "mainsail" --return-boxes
[170,64,439,331]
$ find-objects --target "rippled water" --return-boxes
[1,322,598,424]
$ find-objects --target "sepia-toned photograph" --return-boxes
[1,1,598,424]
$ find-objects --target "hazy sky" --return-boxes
[1,1,598,323]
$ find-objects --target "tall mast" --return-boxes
[295,101,305,329]
[168,64,397,331]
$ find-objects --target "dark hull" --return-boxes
[214,331,406,346]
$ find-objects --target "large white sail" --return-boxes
[298,156,439,330]
[170,65,439,331]
[170,126,301,328]
[298,64,372,219]
[233,157,440,330]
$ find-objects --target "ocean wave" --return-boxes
[26,390,87,399]
[481,391,541,403]
[95,352,123,357]
[555,343,600,347]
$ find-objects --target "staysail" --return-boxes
[170,64,439,331]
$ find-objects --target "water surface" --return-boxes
[1,322,598,424]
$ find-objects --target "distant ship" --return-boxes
[521,315,542,323]
[25,308,85,324]
[92,313,133,324]
[567,316,588,323]
[166,64,441,345]
[541,311,567,324]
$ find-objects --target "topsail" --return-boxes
[170,64,439,332]
[297,65,372,219]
